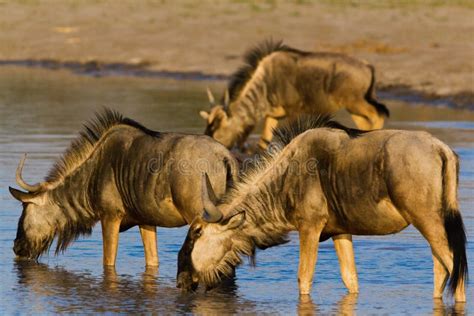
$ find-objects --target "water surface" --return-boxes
[0,67,473,315]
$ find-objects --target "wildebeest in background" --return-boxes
[200,40,389,150]
[9,109,239,267]
[178,115,467,302]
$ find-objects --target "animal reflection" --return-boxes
[13,261,256,314]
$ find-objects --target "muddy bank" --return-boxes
[379,85,474,110]
[1,59,472,110]
[0,59,227,81]
[0,1,472,108]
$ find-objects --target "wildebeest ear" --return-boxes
[199,111,210,120]
[222,212,245,230]
[9,187,36,203]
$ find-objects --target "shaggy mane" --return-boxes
[227,39,309,102]
[272,114,366,147]
[201,116,367,285]
[230,115,366,203]
[45,108,160,184]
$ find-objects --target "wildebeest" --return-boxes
[177,115,467,302]
[200,40,389,150]
[9,109,239,267]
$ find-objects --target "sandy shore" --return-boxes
[0,0,473,107]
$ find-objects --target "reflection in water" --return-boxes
[298,293,359,316]
[14,261,166,313]
[13,261,258,314]
[298,295,318,316]
[433,299,466,316]
[336,293,358,316]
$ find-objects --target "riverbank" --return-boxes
[0,0,472,108]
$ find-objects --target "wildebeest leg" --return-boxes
[333,234,359,293]
[298,222,325,295]
[430,245,466,302]
[258,116,279,149]
[350,114,373,131]
[348,101,384,130]
[413,221,466,302]
[101,217,122,266]
[432,254,449,299]
[139,225,159,266]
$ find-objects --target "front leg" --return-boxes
[101,216,122,266]
[139,225,159,267]
[258,116,279,150]
[298,224,324,295]
[333,234,359,293]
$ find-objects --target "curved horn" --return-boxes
[9,187,33,203]
[223,89,230,110]
[16,154,42,192]
[206,87,216,106]
[201,173,223,223]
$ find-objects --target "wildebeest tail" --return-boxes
[440,149,468,294]
[365,64,390,118]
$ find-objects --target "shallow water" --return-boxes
[0,67,473,315]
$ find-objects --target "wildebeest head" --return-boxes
[177,173,248,292]
[199,88,238,149]
[9,155,60,260]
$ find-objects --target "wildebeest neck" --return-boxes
[223,153,297,250]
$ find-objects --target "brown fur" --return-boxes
[179,116,467,302]
[201,40,389,149]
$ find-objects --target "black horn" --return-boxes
[16,154,43,192]
[201,173,223,223]
[9,187,34,203]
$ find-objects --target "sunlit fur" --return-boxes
[15,109,239,263]
[192,115,355,287]
[14,109,159,258]
[203,39,389,149]
[188,115,467,300]
[14,110,138,258]
[45,108,158,187]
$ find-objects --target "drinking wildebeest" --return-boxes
[9,109,240,267]
[177,115,467,302]
[200,40,389,150]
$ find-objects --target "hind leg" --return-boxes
[139,225,159,267]
[351,114,373,131]
[433,254,449,299]
[431,244,465,302]
[258,116,279,150]
[413,221,466,302]
[348,101,385,130]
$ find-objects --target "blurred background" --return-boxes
[0,1,473,314]
[0,0,472,104]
